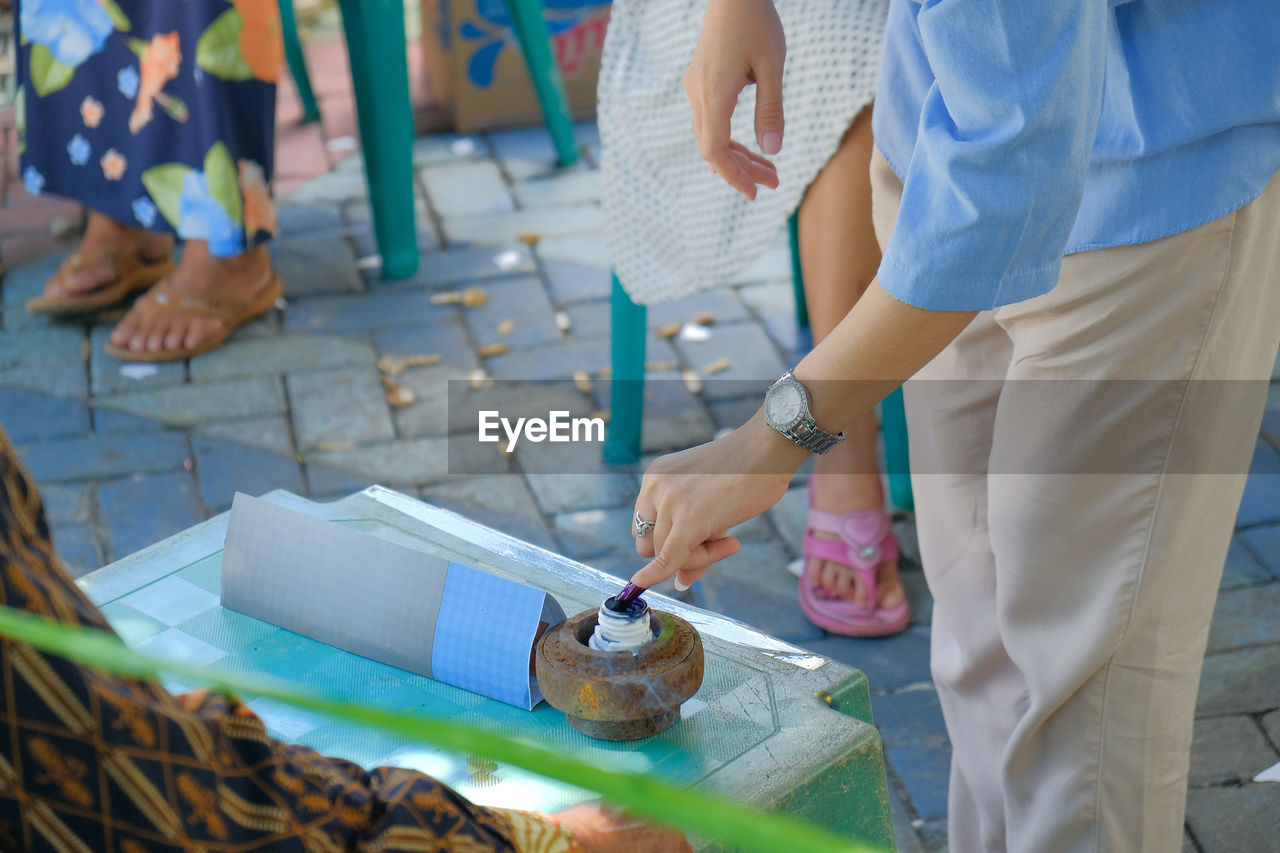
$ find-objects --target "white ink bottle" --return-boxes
[589,595,656,652]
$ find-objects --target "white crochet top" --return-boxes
[598,0,888,305]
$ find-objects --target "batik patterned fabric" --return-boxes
[15,0,279,256]
[0,427,581,853]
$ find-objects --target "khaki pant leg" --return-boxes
[872,145,1280,852]
[872,148,1021,852]
[985,169,1280,852]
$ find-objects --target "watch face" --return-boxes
[766,380,804,429]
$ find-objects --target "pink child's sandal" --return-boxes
[798,494,909,637]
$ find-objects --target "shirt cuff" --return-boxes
[876,252,1064,312]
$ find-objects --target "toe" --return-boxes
[839,569,866,606]
[184,317,223,351]
[143,318,172,352]
[42,277,66,298]
[818,562,870,607]
[40,262,111,299]
[877,562,906,609]
[164,320,187,353]
[134,322,154,352]
[110,310,142,346]
[110,324,134,347]
[817,562,845,600]
[63,265,115,294]
[809,551,904,611]
[810,559,836,599]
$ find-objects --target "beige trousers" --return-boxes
[870,150,1280,853]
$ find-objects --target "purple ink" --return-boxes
[611,582,646,611]
[603,594,647,618]
[592,596,653,651]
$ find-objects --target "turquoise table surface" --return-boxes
[78,487,895,851]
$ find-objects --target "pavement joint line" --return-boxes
[275,369,310,492]
[870,682,939,696]
[413,169,448,255]
[1203,642,1280,658]
[883,764,931,839]
[1235,518,1280,534]
[87,480,109,572]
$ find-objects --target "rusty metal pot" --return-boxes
[536,606,703,740]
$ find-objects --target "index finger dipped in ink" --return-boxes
[611,582,647,610]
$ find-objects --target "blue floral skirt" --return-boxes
[15,0,280,256]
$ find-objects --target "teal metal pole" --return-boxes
[604,273,647,464]
[503,0,579,167]
[277,0,321,123]
[788,212,810,330]
[882,386,914,512]
[334,0,419,280]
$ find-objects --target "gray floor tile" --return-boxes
[194,416,295,457]
[1188,716,1278,787]
[287,368,395,450]
[17,432,189,482]
[873,690,952,821]
[192,436,305,512]
[284,290,447,334]
[1207,582,1280,653]
[462,276,563,350]
[39,482,93,524]
[383,244,535,291]
[420,476,555,552]
[1185,784,1280,853]
[49,521,102,578]
[98,470,205,561]
[189,333,376,381]
[0,388,91,442]
[271,236,363,296]
[95,377,286,427]
[1197,645,1280,715]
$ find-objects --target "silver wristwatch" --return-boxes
[763,371,844,455]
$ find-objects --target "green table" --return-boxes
[79,486,895,851]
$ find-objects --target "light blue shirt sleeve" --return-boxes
[877,0,1109,310]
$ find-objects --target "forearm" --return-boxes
[628,279,975,589]
[792,278,976,433]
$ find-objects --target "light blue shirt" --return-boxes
[872,0,1280,311]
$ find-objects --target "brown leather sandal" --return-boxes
[26,251,174,316]
[101,272,284,363]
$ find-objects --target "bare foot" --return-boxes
[40,212,172,301]
[807,451,905,611]
[108,241,275,357]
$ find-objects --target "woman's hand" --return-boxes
[629,415,807,590]
[685,0,786,199]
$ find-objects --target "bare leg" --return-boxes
[796,106,904,610]
[38,211,172,299]
[108,241,274,356]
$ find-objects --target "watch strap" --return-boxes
[766,372,844,455]
[782,416,844,455]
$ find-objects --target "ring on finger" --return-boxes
[633,512,656,538]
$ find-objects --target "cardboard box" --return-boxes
[422,0,610,132]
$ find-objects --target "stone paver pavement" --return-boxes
[2,55,1279,853]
